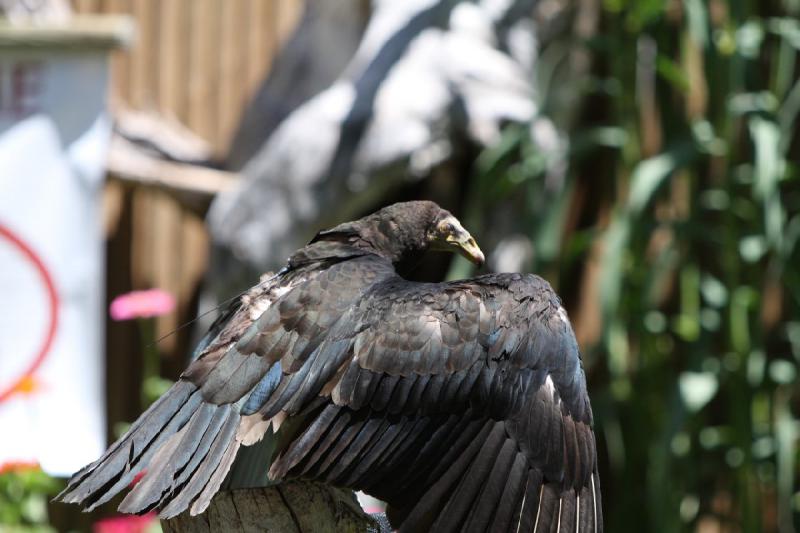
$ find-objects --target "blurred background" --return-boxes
[0,0,798,531]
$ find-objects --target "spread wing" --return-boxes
[58,254,601,532]
[263,267,601,532]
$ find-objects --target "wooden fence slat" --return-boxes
[218,0,246,152]
[245,0,271,94]
[157,0,185,118]
[152,191,181,353]
[129,0,153,108]
[74,0,100,13]
[276,0,302,47]
[188,0,220,150]
[103,0,133,105]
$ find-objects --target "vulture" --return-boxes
[58,201,602,532]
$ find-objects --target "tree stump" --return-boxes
[161,482,377,533]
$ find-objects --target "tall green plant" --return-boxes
[466,0,799,530]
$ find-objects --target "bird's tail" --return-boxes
[55,380,242,518]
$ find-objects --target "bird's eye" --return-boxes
[444,223,455,233]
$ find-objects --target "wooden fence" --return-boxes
[74,0,302,153]
[72,1,303,436]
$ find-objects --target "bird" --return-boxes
[57,200,602,532]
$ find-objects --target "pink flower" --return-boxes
[93,513,158,533]
[110,289,176,321]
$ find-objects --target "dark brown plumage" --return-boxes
[57,201,602,532]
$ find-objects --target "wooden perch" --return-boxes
[160,482,377,533]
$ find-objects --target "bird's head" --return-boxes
[426,210,485,267]
[370,201,484,267]
[312,201,484,268]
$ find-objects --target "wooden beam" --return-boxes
[108,136,238,215]
[0,14,134,49]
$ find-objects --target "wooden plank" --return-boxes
[152,191,182,353]
[245,0,272,92]
[130,186,154,289]
[180,213,209,304]
[74,0,100,13]
[104,0,133,104]
[276,0,303,47]
[217,0,247,150]
[188,0,221,147]
[158,0,187,118]
[130,0,158,108]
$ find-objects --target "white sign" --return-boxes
[0,52,110,476]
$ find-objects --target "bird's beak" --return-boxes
[448,232,485,267]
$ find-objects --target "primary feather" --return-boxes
[57,200,602,532]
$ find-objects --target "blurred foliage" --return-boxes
[455,0,800,531]
[0,466,60,532]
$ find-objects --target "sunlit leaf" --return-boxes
[748,116,785,199]
[767,17,800,50]
[769,360,797,384]
[739,235,768,262]
[728,91,779,115]
[700,274,728,307]
[627,144,694,215]
[679,371,718,411]
[736,20,765,58]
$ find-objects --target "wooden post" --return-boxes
[160,482,377,533]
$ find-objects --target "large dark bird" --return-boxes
[58,201,602,532]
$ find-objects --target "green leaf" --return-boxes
[768,17,800,50]
[534,181,573,262]
[728,91,779,115]
[656,55,689,91]
[779,78,800,155]
[731,287,758,354]
[747,349,766,386]
[627,144,694,215]
[599,213,630,317]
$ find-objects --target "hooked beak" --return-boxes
[448,233,485,267]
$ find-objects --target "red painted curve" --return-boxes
[0,222,59,404]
